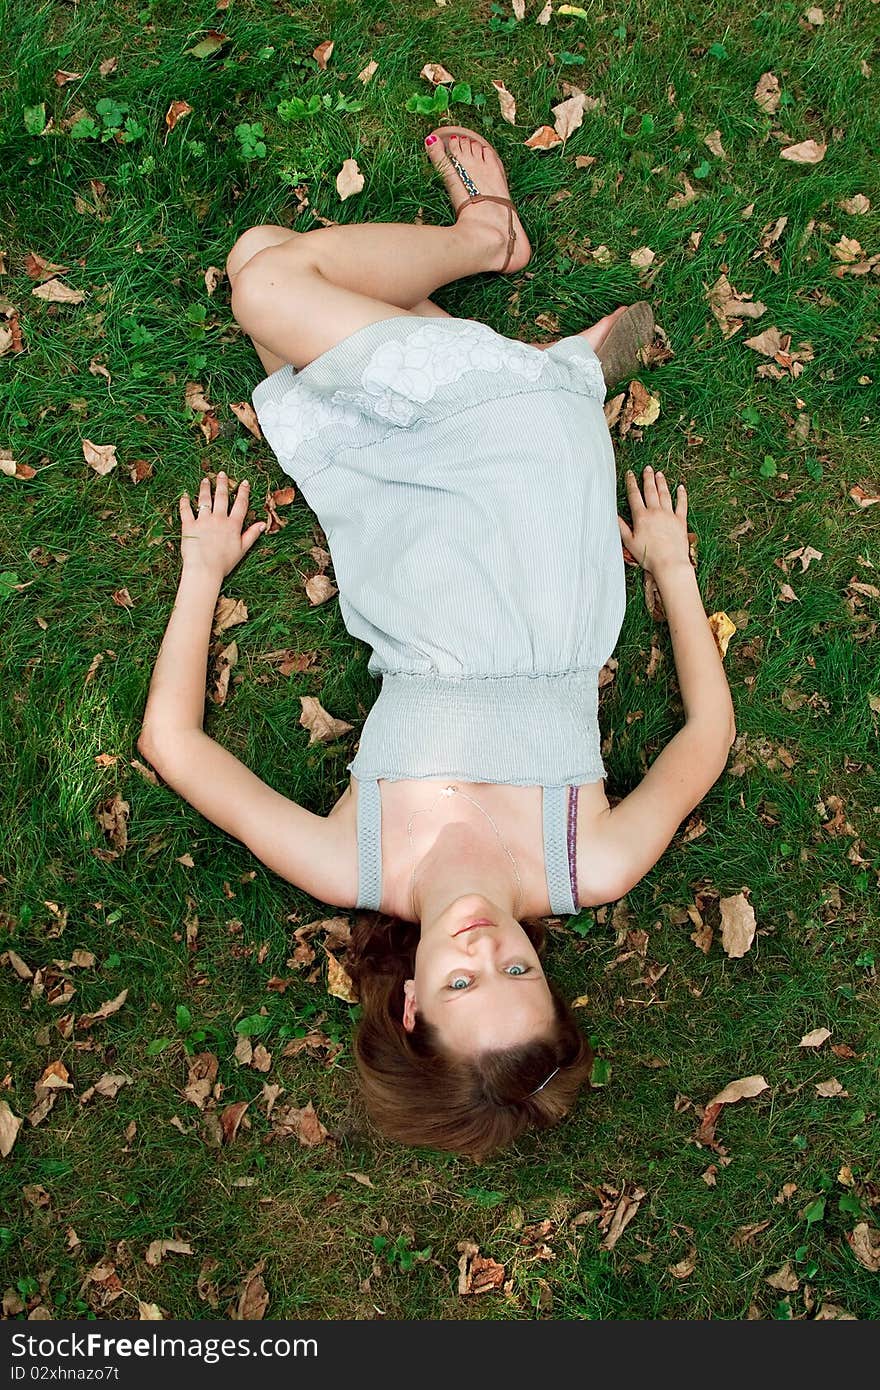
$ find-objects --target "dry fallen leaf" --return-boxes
[838,194,870,215]
[525,125,563,150]
[846,1223,880,1273]
[754,72,781,115]
[0,1100,23,1157]
[145,1239,193,1267]
[32,277,84,304]
[552,92,585,141]
[272,1100,329,1147]
[708,1075,769,1108]
[600,1187,646,1251]
[299,695,353,745]
[305,573,337,606]
[336,158,364,201]
[719,891,756,958]
[704,129,727,159]
[706,274,767,339]
[765,1260,799,1292]
[491,79,517,125]
[212,595,248,636]
[233,1261,270,1320]
[421,61,454,86]
[326,949,358,1003]
[708,611,736,659]
[229,401,263,440]
[799,1027,831,1049]
[82,439,118,475]
[667,1246,697,1279]
[815,1077,847,1097]
[313,40,334,70]
[358,59,378,85]
[780,139,826,165]
[457,1240,506,1295]
[77,988,128,1029]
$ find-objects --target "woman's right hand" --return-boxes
[617,465,690,578]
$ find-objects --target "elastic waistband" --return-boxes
[347,669,607,786]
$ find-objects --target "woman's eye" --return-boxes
[506,963,529,976]
[449,976,471,991]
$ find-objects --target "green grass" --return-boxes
[1,0,878,1322]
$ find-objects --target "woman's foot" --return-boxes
[532,303,655,390]
[425,126,532,274]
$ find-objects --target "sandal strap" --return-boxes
[444,144,518,273]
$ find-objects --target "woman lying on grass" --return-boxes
[138,126,736,1159]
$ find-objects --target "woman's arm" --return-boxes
[137,472,357,906]
[581,467,735,903]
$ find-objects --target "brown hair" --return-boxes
[347,912,594,1159]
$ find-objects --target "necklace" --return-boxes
[406,784,524,922]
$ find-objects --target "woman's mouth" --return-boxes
[453,919,495,936]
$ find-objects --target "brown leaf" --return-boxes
[799,1027,831,1048]
[703,129,727,159]
[780,139,826,165]
[145,1238,193,1267]
[82,439,118,475]
[815,1077,847,1097]
[313,40,334,70]
[32,277,85,304]
[765,1260,799,1292]
[630,245,656,271]
[229,401,263,440]
[272,1100,329,1147]
[80,1073,132,1104]
[213,595,248,636]
[525,125,563,150]
[138,1302,164,1320]
[457,1241,506,1295]
[336,158,364,201]
[706,275,767,339]
[0,1100,23,1157]
[491,79,517,125]
[183,1052,218,1109]
[77,988,128,1030]
[708,611,737,659]
[719,891,756,958]
[838,194,870,215]
[754,72,781,114]
[846,1224,880,1273]
[708,1075,769,1107]
[599,1187,646,1251]
[668,1246,697,1279]
[743,325,785,358]
[666,173,698,209]
[299,695,353,746]
[165,100,193,134]
[234,1261,270,1320]
[619,380,660,437]
[326,949,358,1003]
[6,949,34,980]
[220,1100,250,1143]
[849,485,880,508]
[536,0,552,21]
[552,92,585,141]
[420,62,454,85]
[305,573,337,606]
[358,59,378,85]
[112,588,134,610]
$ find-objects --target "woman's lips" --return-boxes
[453,919,495,936]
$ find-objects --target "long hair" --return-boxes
[347,912,594,1160]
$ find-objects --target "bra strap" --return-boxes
[542,784,578,916]
[355,777,383,911]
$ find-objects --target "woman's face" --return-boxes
[404,894,556,1055]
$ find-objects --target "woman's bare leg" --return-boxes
[226,226,452,374]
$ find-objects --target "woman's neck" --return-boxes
[411,822,520,927]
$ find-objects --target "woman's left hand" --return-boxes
[179,471,266,580]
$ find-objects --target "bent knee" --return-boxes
[226,224,300,280]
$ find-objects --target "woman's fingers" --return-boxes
[676,481,688,519]
[213,469,229,513]
[654,468,672,509]
[241,519,267,553]
[625,469,646,512]
[230,477,251,523]
[197,475,212,511]
[617,514,634,549]
[179,492,196,526]
[642,464,660,508]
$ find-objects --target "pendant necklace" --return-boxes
[406,784,524,921]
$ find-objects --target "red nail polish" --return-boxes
[425,134,437,146]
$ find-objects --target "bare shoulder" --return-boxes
[139,729,360,908]
[576,720,735,904]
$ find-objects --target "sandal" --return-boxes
[427,125,523,273]
[595,301,655,390]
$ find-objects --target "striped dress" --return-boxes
[251,314,627,912]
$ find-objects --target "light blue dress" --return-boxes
[251,314,627,913]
